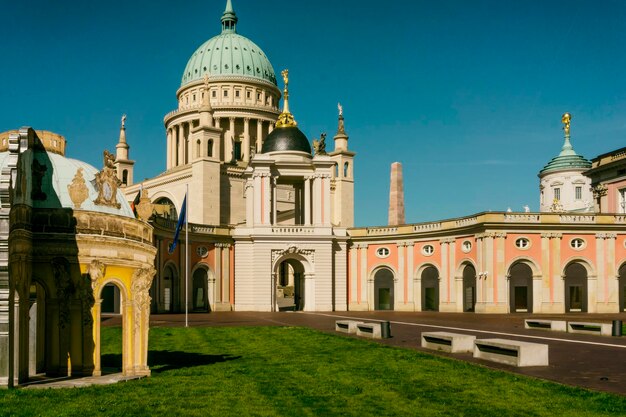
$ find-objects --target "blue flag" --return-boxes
[168,194,187,254]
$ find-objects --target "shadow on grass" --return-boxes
[147,350,241,373]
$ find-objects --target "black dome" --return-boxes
[261,126,311,154]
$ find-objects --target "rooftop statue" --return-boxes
[561,112,571,136]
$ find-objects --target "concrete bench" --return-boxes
[356,322,382,339]
[335,320,363,334]
[473,338,549,367]
[567,321,612,336]
[524,319,567,332]
[421,332,476,353]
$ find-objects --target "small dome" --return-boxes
[261,126,311,154]
[6,149,135,218]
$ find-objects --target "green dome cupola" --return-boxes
[181,0,277,87]
[539,113,591,176]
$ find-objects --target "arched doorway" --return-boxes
[163,264,178,313]
[564,262,588,312]
[618,264,626,311]
[98,281,125,375]
[275,259,305,311]
[509,263,533,313]
[374,268,394,310]
[101,283,121,314]
[192,267,209,312]
[462,264,476,312]
[421,266,439,311]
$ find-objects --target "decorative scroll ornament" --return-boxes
[93,150,121,208]
[132,266,156,333]
[68,168,90,209]
[592,184,608,198]
[136,189,154,221]
[271,244,315,265]
[88,259,106,290]
[549,198,564,213]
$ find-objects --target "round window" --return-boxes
[461,241,472,253]
[515,237,530,250]
[570,238,585,250]
[376,247,390,258]
[422,245,434,256]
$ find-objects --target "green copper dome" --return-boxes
[180,1,276,87]
[539,133,591,176]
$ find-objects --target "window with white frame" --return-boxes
[461,241,472,253]
[422,245,434,256]
[554,187,561,201]
[570,238,585,250]
[376,247,390,258]
[515,237,530,250]
[620,189,626,214]
[575,186,582,200]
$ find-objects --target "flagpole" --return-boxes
[185,184,189,328]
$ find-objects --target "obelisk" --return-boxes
[388,162,405,225]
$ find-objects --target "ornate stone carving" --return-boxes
[313,133,327,156]
[549,198,564,213]
[541,232,563,239]
[93,150,121,208]
[592,184,608,198]
[87,259,106,290]
[136,189,153,221]
[67,168,90,209]
[271,244,315,265]
[132,266,156,334]
[31,158,47,201]
[52,258,72,329]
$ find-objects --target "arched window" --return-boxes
[122,170,128,185]
[207,139,213,157]
[343,162,349,177]
[334,163,339,178]
[196,140,201,158]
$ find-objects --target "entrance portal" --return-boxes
[509,263,533,313]
[276,259,305,311]
[564,263,588,312]
[374,268,394,310]
[462,265,476,312]
[192,268,208,312]
[421,266,439,311]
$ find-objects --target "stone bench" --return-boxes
[421,332,476,353]
[356,322,383,339]
[567,321,612,336]
[524,319,567,332]
[335,320,363,334]
[473,338,549,367]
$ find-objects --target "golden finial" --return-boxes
[561,112,571,137]
[275,68,297,128]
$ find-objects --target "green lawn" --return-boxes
[1,326,626,416]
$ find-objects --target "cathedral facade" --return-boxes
[116,1,626,316]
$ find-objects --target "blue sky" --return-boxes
[1,0,625,226]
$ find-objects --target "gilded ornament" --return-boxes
[93,150,122,208]
[136,189,154,221]
[67,168,90,209]
[561,112,571,136]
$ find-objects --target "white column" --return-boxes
[243,118,250,162]
[304,177,311,225]
[272,177,277,225]
[214,244,222,303]
[166,129,172,169]
[185,122,192,164]
[253,175,262,225]
[397,242,405,309]
[323,174,331,226]
[256,120,263,152]
[312,175,321,225]
[227,117,235,162]
[407,242,414,309]
[178,124,185,166]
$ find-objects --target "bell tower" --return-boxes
[114,114,135,187]
[329,103,355,227]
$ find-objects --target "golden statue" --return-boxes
[281,69,289,87]
[561,112,571,136]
